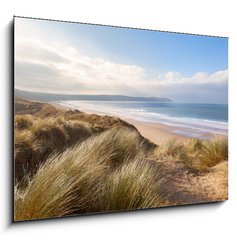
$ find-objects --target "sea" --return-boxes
[57,101,228,138]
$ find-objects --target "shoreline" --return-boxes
[52,102,226,145]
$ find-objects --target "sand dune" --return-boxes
[14,97,228,221]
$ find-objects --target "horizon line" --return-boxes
[15,88,228,105]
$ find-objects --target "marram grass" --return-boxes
[95,159,167,212]
[14,127,227,221]
[15,128,163,221]
[155,137,228,173]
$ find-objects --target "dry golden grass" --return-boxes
[14,127,228,221]
[14,115,34,130]
[95,159,167,212]
[15,144,107,220]
[84,128,143,168]
[15,97,63,117]
[14,130,35,182]
[14,101,156,183]
[14,115,96,182]
[14,128,165,221]
[154,138,189,162]
[183,137,228,172]
[201,137,228,167]
[31,118,68,151]
[187,138,204,152]
[154,137,228,174]
[57,118,94,145]
[14,98,156,183]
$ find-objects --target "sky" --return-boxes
[15,17,228,103]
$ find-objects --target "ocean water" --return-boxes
[58,101,228,137]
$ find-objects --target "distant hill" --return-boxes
[15,89,172,102]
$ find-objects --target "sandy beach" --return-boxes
[123,117,226,145]
[123,118,189,144]
[53,102,225,145]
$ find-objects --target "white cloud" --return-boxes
[15,36,146,94]
[15,27,228,102]
[154,70,227,86]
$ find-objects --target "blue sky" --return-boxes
[15,17,228,103]
[57,22,228,77]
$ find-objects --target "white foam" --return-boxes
[57,100,228,136]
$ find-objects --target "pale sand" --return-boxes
[53,102,225,145]
[122,117,226,145]
[123,117,189,144]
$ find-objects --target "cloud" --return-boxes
[15,36,147,95]
[154,70,227,86]
[15,30,228,103]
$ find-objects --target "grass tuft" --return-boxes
[14,128,157,221]
[155,138,188,161]
[187,138,204,152]
[95,159,167,211]
[154,137,228,174]
[201,137,228,168]
[60,119,93,145]
[14,115,33,130]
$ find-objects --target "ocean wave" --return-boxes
[128,110,227,135]
[57,101,228,135]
